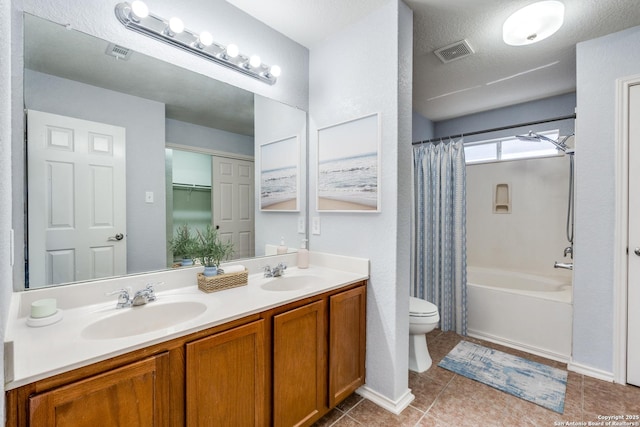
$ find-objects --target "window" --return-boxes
[464,130,561,164]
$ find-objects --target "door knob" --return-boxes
[634,247,640,256]
[108,233,124,241]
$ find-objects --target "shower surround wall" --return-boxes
[466,155,573,277]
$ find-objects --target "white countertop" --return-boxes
[4,252,369,390]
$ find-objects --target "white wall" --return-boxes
[1,0,13,422]
[435,93,576,143]
[309,0,413,406]
[573,25,640,376]
[166,118,254,158]
[254,95,307,257]
[466,156,573,277]
[412,111,434,142]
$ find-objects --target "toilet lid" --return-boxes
[410,297,438,316]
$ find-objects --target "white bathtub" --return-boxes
[466,266,573,362]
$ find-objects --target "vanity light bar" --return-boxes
[114,1,281,85]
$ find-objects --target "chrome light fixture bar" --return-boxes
[114,1,281,85]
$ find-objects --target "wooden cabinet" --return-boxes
[185,319,266,426]
[271,283,367,427]
[6,281,366,427]
[329,285,367,407]
[28,353,169,427]
[272,300,327,427]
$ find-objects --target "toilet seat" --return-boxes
[410,297,438,317]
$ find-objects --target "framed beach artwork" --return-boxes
[260,136,300,211]
[317,113,381,212]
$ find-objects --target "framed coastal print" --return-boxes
[260,136,299,211]
[317,113,381,212]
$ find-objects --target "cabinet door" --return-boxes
[273,300,327,427]
[186,319,266,426]
[329,285,366,407]
[29,353,169,427]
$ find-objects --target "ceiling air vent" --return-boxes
[434,39,474,64]
[105,43,132,61]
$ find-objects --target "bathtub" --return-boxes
[466,266,573,362]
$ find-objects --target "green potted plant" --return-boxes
[168,224,198,266]
[195,225,234,276]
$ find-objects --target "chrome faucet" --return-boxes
[264,262,287,278]
[554,262,573,270]
[106,283,160,308]
[132,284,157,306]
[564,246,573,259]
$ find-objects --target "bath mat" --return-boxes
[438,341,567,413]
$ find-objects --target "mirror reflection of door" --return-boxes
[212,156,255,259]
[27,110,127,287]
[167,148,254,265]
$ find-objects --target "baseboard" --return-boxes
[568,360,615,382]
[467,330,570,364]
[356,385,415,415]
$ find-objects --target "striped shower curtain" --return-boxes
[412,138,467,335]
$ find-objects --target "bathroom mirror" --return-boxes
[19,13,307,290]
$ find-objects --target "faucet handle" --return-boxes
[143,283,158,302]
[106,287,131,298]
[105,287,132,308]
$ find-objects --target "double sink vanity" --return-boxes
[4,252,369,426]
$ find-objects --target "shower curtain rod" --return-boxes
[412,114,577,145]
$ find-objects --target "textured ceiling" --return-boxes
[229,0,640,121]
[26,1,640,132]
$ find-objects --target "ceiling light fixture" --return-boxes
[114,1,281,84]
[503,1,565,46]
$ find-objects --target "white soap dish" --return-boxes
[26,309,63,328]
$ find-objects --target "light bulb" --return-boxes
[225,44,239,58]
[168,17,184,34]
[503,1,564,46]
[269,65,281,78]
[198,31,213,47]
[249,55,261,68]
[130,0,149,20]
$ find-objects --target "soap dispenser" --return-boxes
[277,237,288,254]
[297,239,309,269]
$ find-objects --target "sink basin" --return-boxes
[82,301,207,340]
[260,275,327,292]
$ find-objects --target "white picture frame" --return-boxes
[317,113,381,212]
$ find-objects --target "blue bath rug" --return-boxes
[438,341,567,413]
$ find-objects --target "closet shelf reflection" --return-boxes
[172,183,212,193]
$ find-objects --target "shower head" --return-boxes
[515,132,543,142]
[516,131,573,153]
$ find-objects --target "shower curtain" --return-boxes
[413,138,467,335]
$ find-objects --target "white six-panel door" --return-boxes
[628,83,640,386]
[212,156,254,260]
[27,110,126,287]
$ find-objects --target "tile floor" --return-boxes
[313,330,640,427]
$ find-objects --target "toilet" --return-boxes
[409,296,440,373]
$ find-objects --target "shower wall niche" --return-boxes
[493,183,511,213]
